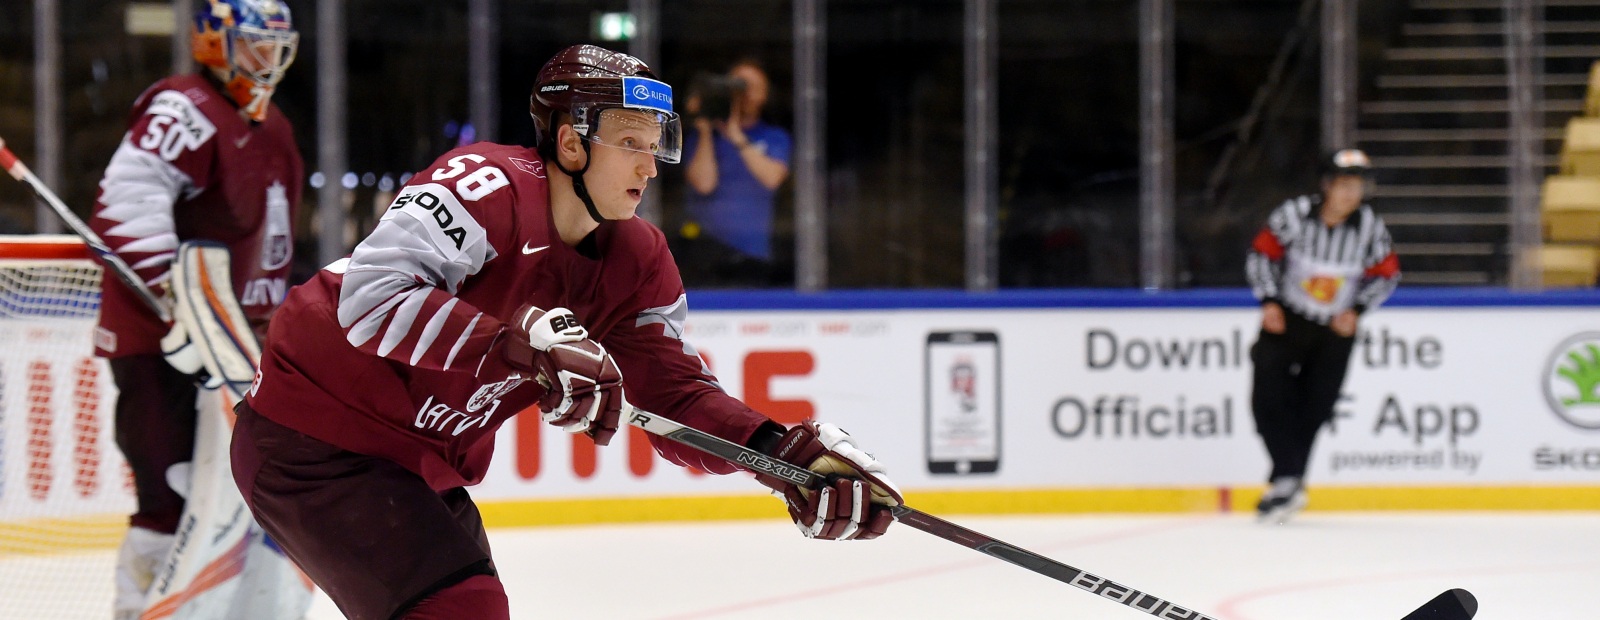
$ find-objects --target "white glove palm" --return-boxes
[160,322,222,389]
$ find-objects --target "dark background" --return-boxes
[0,0,1412,289]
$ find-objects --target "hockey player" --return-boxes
[1245,148,1400,523]
[231,45,902,620]
[88,0,301,616]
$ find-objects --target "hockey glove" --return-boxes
[754,421,903,540]
[502,305,626,446]
[159,321,222,389]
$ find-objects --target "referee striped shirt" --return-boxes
[1246,194,1400,324]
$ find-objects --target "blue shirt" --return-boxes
[683,121,792,260]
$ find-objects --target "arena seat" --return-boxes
[1539,243,1600,287]
[1541,176,1600,243]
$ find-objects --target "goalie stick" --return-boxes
[622,405,1476,620]
[0,136,171,323]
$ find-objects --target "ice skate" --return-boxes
[1255,476,1307,524]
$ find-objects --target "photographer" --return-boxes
[681,60,791,286]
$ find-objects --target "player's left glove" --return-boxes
[502,305,626,445]
[754,420,903,540]
[159,321,222,389]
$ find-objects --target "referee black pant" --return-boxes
[1250,310,1356,481]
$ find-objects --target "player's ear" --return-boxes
[556,123,587,170]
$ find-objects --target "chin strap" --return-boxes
[550,139,606,224]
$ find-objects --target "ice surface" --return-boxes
[294,512,1600,619]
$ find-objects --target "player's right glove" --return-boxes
[501,305,626,446]
[754,420,903,540]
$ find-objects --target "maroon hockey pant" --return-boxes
[110,355,199,533]
[1249,311,1356,481]
[231,402,507,620]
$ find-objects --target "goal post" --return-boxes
[0,234,133,619]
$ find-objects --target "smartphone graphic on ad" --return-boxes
[925,331,1001,475]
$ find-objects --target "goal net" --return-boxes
[0,235,132,619]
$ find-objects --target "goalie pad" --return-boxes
[139,390,314,620]
[169,240,261,395]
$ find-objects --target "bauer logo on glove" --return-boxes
[500,305,626,446]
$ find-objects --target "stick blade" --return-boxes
[1401,589,1477,620]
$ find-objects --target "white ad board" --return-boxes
[0,319,132,521]
[5,301,1595,511]
[470,304,1600,500]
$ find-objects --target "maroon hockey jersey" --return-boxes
[245,143,769,490]
[90,73,302,357]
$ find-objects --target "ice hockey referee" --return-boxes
[1245,148,1401,524]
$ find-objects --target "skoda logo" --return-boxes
[632,84,652,100]
[1543,332,1600,430]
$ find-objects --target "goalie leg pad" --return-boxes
[170,240,261,395]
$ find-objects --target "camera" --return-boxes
[689,72,746,120]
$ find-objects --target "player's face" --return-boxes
[1322,174,1365,220]
[730,65,769,114]
[586,109,662,219]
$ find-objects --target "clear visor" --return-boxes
[582,107,683,164]
[230,25,298,87]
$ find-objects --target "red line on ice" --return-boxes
[644,514,1219,620]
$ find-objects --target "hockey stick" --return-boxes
[1402,589,1477,620]
[0,136,172,322]
[623,405,1476,620]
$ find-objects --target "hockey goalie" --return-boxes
[85,0,314,618]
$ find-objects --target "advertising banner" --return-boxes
[0,319,131,521]
[6,293,1593,512]
[472,303,1600,500]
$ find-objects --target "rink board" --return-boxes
[470,288,1600,520]
[6,287,1600,531]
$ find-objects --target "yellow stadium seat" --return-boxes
[1542,176,1600,242]
[1559,118,1600,176]
[1587,60,1600,117]
[1539,244,1600,287]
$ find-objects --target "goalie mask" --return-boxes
[531,45,682,223]
[192,0,298,122]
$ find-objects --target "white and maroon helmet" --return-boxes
[529,45,681,222]
[530,45,682,164]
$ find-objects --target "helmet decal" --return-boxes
[622,77,674,114]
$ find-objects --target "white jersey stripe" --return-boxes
[96,197,173,224]
[346,293,410,349]
[411,297,458,366]
[378,288,433,357]
[97,142,194,208]
[116,232,180,254]
[130,252,176,270]
[103,212,177,239]
[443,313,481,371]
